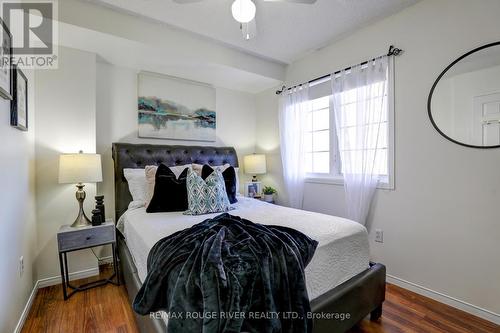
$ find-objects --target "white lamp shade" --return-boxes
[244,154,266,175]
[231,0,256,23]
[58,153,103,184]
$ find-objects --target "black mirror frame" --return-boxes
[428,41,500,149]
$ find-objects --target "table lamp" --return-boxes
[244,154,266,182]
[58,151,103,228]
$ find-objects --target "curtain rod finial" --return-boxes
[387,45,403,56]
[276,85,286,95]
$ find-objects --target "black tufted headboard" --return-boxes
[112,143,239,220]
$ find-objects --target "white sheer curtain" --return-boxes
[279,84,311,209]
[331,56,389,224]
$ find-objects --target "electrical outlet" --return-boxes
[375,229,384,243]
[19,256,24,277]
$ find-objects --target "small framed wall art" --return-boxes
[11,66,28,131]
[0,18,12,100]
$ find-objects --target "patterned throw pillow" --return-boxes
[192,163,240,193]
[185,168,232,215]
[201,165,238,204]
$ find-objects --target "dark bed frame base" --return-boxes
[112,143,386,333]
[310,262,386,332]
[118,237,385,333]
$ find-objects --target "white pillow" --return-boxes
[128,200,146,210]
[192,163,240,193]
[123,168,147,204]
[144,164,191,208]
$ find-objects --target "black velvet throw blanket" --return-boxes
[133,213,318,333]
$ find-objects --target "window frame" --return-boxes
[304,58,395,190]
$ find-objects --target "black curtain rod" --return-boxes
[275,45,403,95]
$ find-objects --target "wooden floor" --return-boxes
[347,284,499,333]
[21,267,139,333]
[22,270,499,333]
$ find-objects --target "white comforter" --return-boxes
[117,196,369,301]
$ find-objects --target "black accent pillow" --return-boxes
[146,164,189,213]
[201,165,238,204]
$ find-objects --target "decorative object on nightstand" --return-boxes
[244,154,266,182]
[262,186,277,203]
[57,220,119,300]
[91,209,103,226]
[58,151,103,228]
[95,195,105,219]
[244,181,262,198]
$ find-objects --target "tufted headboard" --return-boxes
[112,143,239,221]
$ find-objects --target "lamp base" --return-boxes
[71,209,91,228]
[71,183,92,228]
[252,175,258,182]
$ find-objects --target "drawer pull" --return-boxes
[86,236,92,240]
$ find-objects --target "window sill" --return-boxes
[305,176,394,190]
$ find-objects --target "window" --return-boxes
[304,96,331,174]
[336,81,389,178]
[304,66,394,188]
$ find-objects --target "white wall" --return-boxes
[254,88,288,205]
[0,70,36,333]
[256,0,500,319]
[96,62,257,219]
[35,46,99,280]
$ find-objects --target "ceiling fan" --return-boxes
[172,0,317,40]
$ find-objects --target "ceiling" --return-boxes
[85,0,419,64]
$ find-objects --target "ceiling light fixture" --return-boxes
[174,0,317,41]
[231,0,256,23]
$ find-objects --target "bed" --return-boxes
[112,143,386,333]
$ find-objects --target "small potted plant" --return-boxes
[262,186,277,203]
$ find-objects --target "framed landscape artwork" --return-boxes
[138,72,216,141]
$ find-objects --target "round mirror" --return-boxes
[428,42,500,148]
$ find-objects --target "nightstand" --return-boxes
[57,220,119,300]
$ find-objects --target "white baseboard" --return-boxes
[14,267,101,333]
[387,274,500,325]
[37,267,99,288]
[13,280,39,333]
[98,255,114,265]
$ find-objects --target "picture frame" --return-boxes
[244,181,262,198]
[11,66,28,131]
[0,18,12,100]
[138,72,216,141]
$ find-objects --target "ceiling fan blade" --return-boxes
[263,0,317,3]
[172,0,204,4]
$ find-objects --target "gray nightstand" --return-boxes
[57,220,119,300]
